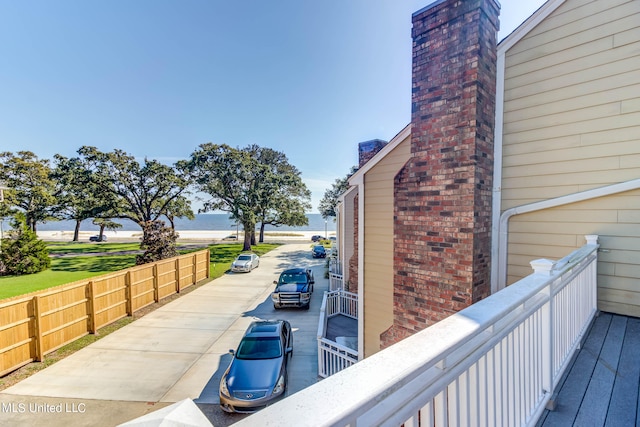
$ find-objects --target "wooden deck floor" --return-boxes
[325,314,357,342]
[537,312,640,427]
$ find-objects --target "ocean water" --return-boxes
[36,213,337,232]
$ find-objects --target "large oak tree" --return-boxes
[77,146,193,243]
[184,143,311,250]
[52,153,118,241]
[0,151,56,232]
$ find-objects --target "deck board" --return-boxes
[539,313,610,426]
[574,315,625,426]
[325,314,357,342]
[538,313,640,427]
[605,316,640,427]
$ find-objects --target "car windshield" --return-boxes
[279,273,307,284]
[237,255,252,261]
[314,246,324,251]
[236,337,282,359]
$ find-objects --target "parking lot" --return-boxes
[0,243,327,426]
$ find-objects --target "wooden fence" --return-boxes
[0,249,210,377]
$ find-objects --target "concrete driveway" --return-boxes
[0,243,327,426]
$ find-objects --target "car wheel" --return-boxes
[274,304,281,309]
[303,303,310,310]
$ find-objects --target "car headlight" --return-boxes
[272,375,285,395]
[220,375,230,396]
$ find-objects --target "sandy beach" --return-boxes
[37,229,336,243]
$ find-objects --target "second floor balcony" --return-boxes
[234,236,605,426]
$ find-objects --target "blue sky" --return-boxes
[0,0,546,212]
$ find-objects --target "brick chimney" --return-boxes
[383,0,500,347]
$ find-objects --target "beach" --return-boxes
[36,229,335,243]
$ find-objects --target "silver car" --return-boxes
[231,253,260,273]
[219,320,293,413]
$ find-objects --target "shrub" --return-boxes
[136,220,178,265]
[0,215,51,275]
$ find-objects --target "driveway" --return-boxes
[0,243,327,426]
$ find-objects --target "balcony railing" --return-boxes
[328,258,344,291]
[235,236,599,427]
[317,290,358,378]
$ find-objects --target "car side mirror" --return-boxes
[229,349,235,355]
[273,280,278,285]
[285,347,293,354]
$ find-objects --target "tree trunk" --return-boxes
[251,229,256,246]
[140,221,149,246]
[73,220,81,242]
[242,229,251,251]
[99,224,106,241]
[259,222,265,243]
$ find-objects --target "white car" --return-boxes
[231,253,260,273]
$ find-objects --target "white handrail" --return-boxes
[236,238,598,427]
[317,290,359,378]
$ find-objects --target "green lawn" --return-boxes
[0,242,280,300]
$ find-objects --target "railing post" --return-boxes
[87,281,97,334]
[153,264,159,303]
[175,258,181,293]
[192,253,197,285]
[125,271,133,316]
[33,295,44,362]
[206,249,211,278]
[532,259,555,408]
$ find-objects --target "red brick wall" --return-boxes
[383,0,499,348]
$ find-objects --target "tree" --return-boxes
[92,218,123,241]
[0,213,51,275]
[243,145,311,243]
[51,154,118,241]
[318,166,358,219]
[182,144,258,251]
[77,146,193,243]
[162,197,195,230]
[0,151,56,232]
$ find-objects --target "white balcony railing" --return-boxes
[317,290,359,378]
[329,272,344,291]
[329,258,342,275]
[235,236,599,427]
[328,258,344,291]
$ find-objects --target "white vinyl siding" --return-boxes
[362,136,411,357]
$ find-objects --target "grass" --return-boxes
[46,242,142,254]
[0,242,281,300]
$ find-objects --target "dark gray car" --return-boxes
[219,320,293,413]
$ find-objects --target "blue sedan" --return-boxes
[219,320,293,413]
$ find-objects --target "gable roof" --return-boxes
[498,0,566,54]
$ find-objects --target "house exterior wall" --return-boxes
[362,134,411,357]
[500,0,640,315]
